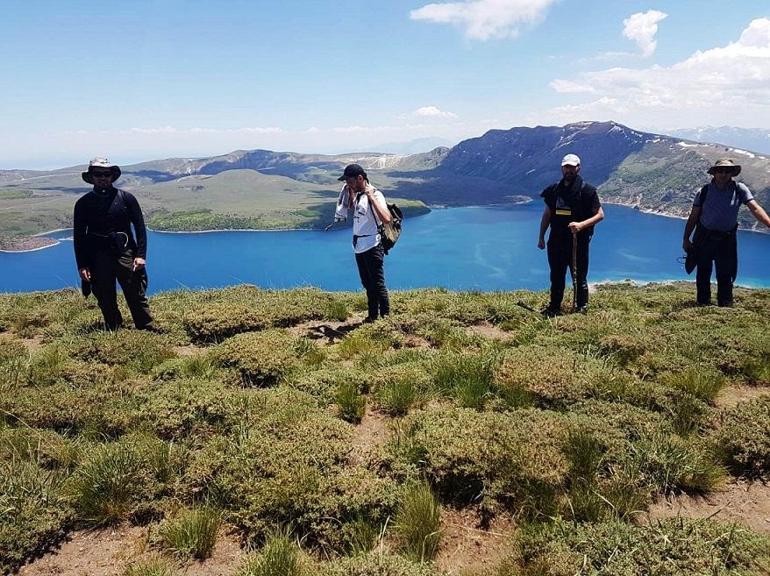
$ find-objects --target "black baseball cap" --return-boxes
[338,163,367,181]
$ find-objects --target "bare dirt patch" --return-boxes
[465,323,511,341]
[435,508,515,575]
[173,344,205,357]
[21,334,46,353]
[349,408,391,465]
[18,525,245,576]
[716,384,770,409]
[645,480,770,534]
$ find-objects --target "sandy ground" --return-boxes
[646,480,770,535]
[18,525,245,576]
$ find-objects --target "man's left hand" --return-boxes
[568,222,582,234]
[132,257,146,272]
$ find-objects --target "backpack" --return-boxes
[378,203,403,254]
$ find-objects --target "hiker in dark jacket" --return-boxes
[683,158,770,306]
[73,158,157,331]
[333,164,392,323]
[538,154,605,316]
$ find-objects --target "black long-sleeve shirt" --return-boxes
[73,187,148,269]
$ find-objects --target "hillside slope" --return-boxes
[2,283,769,575]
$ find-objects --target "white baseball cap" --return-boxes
[561,154,581,167]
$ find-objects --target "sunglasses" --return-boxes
[712,167,734,174]
[91,171,113,178]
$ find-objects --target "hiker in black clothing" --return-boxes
[73,158,156,331]
[538,154,604,315]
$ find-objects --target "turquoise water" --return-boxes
[1,204,769,294]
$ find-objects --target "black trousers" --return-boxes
[694,230,738,306]
[547,234,590,309]
[90,249,154,330]
[355,244,389,320]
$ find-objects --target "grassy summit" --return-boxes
[1,284,769,575]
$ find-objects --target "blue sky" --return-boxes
[2,0,769,168]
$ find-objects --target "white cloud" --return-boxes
[409,0,557,41]
[413,106,458,118]
[623,10,667,57]
[549,79,595,94]
[546,18,770,128]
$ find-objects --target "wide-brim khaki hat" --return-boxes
[707,158,741,176]
[82,157,122,184]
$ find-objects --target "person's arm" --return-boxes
[682,205,702,251]
[368,190,392,224]
[538,206,551,249]
[747,200,770,228]
[125,192,148,269]
[569,206,604,234]
[73,199,90,280]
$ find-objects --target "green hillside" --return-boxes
[1,284,769,575]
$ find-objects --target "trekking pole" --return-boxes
[571,230,578,312]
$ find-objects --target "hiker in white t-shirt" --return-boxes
[333,164,392,322]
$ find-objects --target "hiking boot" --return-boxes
[541,306,560,318]
[139,323,165,334]
[576,305,588,314]
[363,316,377,324]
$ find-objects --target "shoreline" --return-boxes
[0,202,766,253]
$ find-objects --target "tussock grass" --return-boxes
[663,366,727,404]
[335,381,367,424]
[237,533,303,576]
[432,350,498,410]
[156,506,221,559]
[394,481,442,562]
[122,558,179,576]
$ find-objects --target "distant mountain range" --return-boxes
[669,127,770,155]
[1,121,769,244]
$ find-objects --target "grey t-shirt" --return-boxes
[693,181,754,232]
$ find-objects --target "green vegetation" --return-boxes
[1,283,769,575]
[155,506,222,559]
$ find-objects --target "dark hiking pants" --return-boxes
[547,234,590,310]
[355,244,390,320]
[90,249,154,330]
[695,230,738,306]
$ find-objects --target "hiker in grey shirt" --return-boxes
[683,158,770,306]
[333,164,393,322]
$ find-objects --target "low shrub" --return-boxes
[184,394,398,550]
[510,517,770,576]
[156,506,221,559]
[0,459,72,575]
[68,330,175,374]
[152,354,218,381]
[388,407,569,516]
[711,396,770,478]
[183,303,266,343]
[214,329,301,387]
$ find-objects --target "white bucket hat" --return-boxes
[82,157,121,184]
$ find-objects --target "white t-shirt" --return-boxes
[335,183,385,254]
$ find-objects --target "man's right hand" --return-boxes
[79,268,91,282]
[537,239,545,250]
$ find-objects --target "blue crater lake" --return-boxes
[1,204,769,294]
